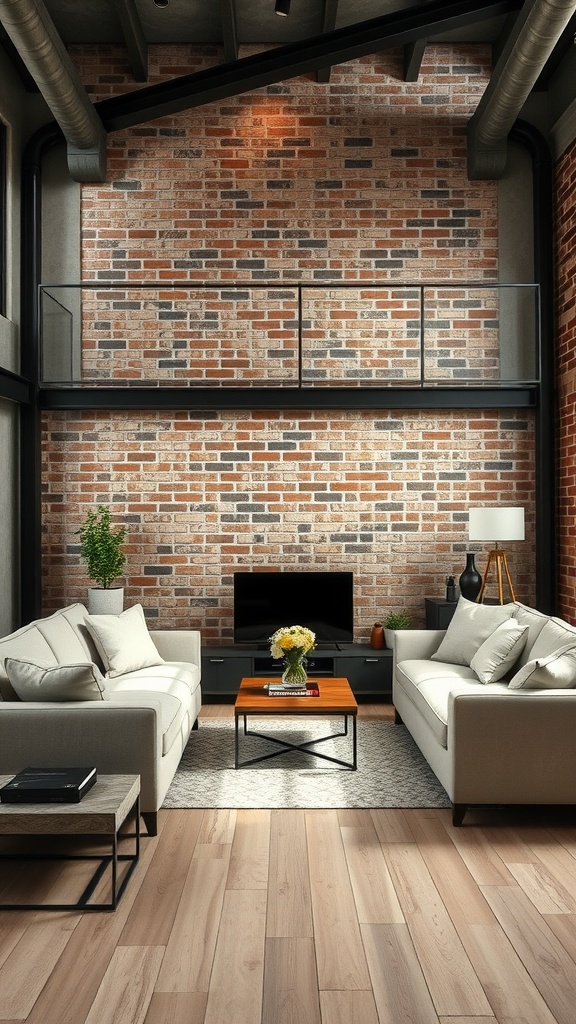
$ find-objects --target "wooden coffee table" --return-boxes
[234,676,358,770]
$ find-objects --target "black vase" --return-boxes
[459,552,482,601]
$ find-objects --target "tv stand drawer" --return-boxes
[253,655,335,676]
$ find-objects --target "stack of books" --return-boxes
[0,767,97,803]
[265,682,320,697]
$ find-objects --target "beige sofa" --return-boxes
[393,597,576,825]
[0,603,202,835]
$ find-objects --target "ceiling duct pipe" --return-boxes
[0,0,106,180]
[467,0,576,178]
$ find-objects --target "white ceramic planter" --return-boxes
[384,628,395,649]
[87,587,124,615]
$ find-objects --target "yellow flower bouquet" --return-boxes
[269,624,316,687]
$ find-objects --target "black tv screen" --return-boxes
[233,571,354,645]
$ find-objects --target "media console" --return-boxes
[201,644,392,700]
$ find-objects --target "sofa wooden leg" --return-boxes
[141,811,158,836]
[393,707,403,724]
[192,717,199,730]
[451,803,467,826]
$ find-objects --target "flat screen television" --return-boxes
[233,570,354,646]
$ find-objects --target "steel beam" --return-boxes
[39,385,536,412]
[95,0,524,131]
[404,38,427,81]
[0,368,31,404]
[317,0,339,84]
[220,0,239,64]
[115,0,148,82]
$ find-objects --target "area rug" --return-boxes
[163,718,451,809]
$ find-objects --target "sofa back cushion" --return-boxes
[0,604,99,700]
[526,618,576,661]
[431,596,515,666]
[511,603,550,666]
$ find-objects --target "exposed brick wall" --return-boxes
[556,136,576,622]
[42,408,536,636]
[78,44,498,289]
[40,44,538,633]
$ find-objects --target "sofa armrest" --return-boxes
[394,628,445,667]
[447,689,576,804]
[0,701,162,808]
[150,629,201,669]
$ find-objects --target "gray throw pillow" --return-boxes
[5,659,107,701]
[431,596,516,666]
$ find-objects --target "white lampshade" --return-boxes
[468,506,525,542]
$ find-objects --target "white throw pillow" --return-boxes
[470,621,528,683]
[431,596,516,666]
[508,645,576,690]
[85,603,164,678]
[5,659,107,701]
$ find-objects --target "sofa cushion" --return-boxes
[5,659,107,701]
[107,662,200,755]
[508,646,576,690]
[86,604,165,678]
[470,621,528,683]
[431,597,515,666]
[0,604,103,700]
[396,659,483,747]
[511,603,550,666]
[108,661,200,706]
[107,686,189,756]
[526,618,576,661]
[35,604,102,665]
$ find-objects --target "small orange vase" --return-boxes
[370,622,385,649]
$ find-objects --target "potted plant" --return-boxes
[77,505,126,614]
[384,610,411,649]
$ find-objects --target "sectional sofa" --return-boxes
[393,597,576,824]
[0,603,202,835]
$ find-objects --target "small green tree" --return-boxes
[77,505,126,589]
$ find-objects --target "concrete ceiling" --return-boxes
[40,0,511,47]
[1,0,574,90]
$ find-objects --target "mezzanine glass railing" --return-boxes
[39,282,539,388]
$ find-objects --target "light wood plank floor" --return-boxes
[2,703,576,1024]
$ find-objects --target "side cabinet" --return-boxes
[334,650,392,698]
[201,645,392,700]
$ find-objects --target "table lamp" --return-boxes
[468,506,525,603]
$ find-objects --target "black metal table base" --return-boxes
[235,714,357,770]
[0,794,140,912]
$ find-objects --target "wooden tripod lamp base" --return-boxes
[477,548,516,604]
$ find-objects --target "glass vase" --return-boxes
[281,659,308,688]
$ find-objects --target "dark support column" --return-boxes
[20,124,61,625]
[511,121,555,614]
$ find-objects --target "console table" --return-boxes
[202,644,392,700]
